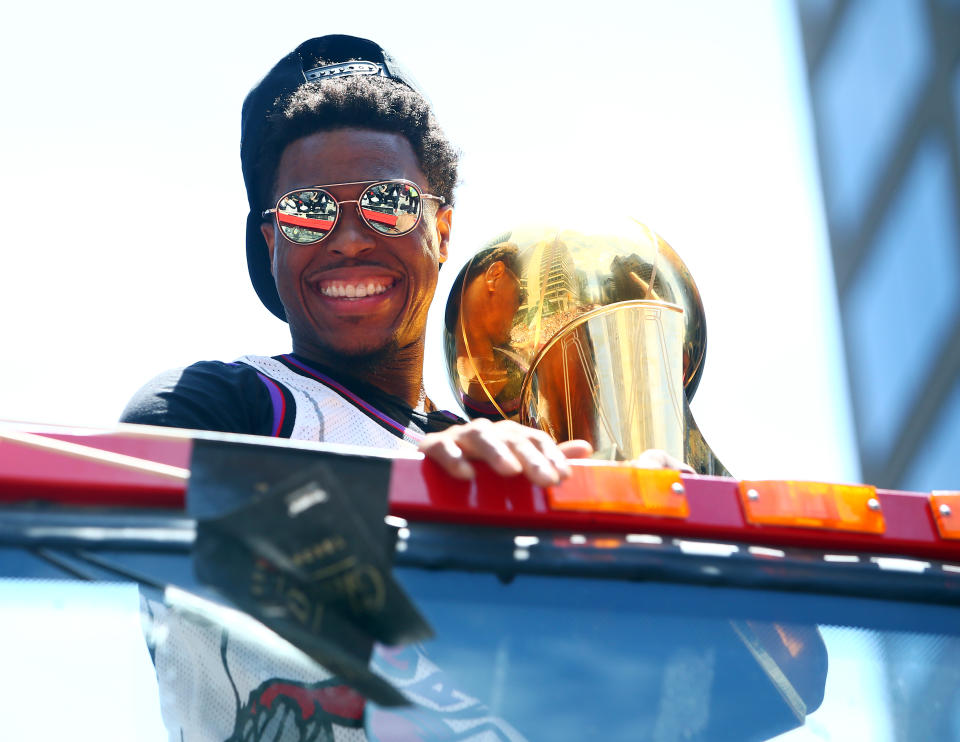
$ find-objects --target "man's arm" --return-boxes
[121,362,274,436]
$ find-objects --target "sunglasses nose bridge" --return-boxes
[324,199,377,256]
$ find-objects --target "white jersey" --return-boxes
[236,355,423,449]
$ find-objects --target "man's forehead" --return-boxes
[273,129,427,193]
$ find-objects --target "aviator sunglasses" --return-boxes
[262,179,445,245]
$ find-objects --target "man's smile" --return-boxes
[318,280,393,299]
[306,266,403,315]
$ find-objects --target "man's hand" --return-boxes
[418,418,592,487]
[631,448,695,474]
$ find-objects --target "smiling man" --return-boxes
[123,35,685,742]
[122,35,592,485]
[263,130,446,398]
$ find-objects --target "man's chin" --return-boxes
[310,337,402,369]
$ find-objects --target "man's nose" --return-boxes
[326,206,376,258]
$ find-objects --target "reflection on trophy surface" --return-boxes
[444,220,728,476]
[444,243,526,420]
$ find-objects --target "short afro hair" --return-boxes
[252,74,459,211]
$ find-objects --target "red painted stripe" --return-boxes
[360,208,398,226]
[3,424,959,565]
[277,212,334,230]
[0,430,189,508]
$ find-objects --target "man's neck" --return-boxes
[291,340,427,409]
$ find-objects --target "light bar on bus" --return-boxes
[738,480,885,534]
[547,462,689,519]
[930,491,960,540]
[4,422,960,564]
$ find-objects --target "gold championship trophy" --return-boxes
[443,220,729,476]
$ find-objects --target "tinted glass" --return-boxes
[4,567,960,740]
[276,189,338,243]
[359,181,422,235]
[385,568,960,741]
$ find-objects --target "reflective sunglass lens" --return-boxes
[359,181,421,235]
[276,190,338,243]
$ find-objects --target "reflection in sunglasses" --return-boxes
[263,179,443,245]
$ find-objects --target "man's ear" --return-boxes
[435,205,452,265]
[260,222,277,277]
[485,260,506,289]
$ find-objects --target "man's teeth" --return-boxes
[320,281,391,298]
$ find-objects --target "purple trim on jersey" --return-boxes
[279,354,424,442]
[254,372,286,437]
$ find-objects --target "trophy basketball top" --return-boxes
[443,220,708,423]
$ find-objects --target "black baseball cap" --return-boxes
[241,35,428,321]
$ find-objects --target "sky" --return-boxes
[0,0,860,482]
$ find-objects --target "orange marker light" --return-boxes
[930,491,960,540]
[738,480,885,534]
[592,538,623,549]
[547,462,689,518]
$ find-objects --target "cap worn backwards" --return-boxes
[241,35,427,321]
